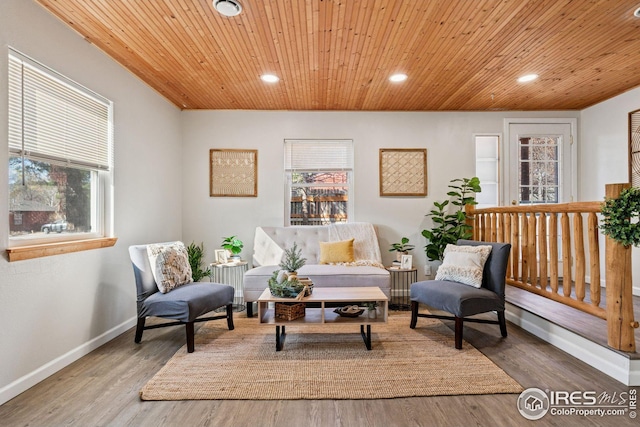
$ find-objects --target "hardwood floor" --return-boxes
[506,285,640,358]
[0,312,637,427]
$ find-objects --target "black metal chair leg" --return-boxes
[410,301,418,329]
[454,316,463,349]
[226,304,235,330]
[246,302,254,318]
[134,317,145,343]
[186,322,195,353]
[498,311,507,337]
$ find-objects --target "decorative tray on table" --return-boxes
[333,305,365,317]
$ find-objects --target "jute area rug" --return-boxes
[140,314,522,400]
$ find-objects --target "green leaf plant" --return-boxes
[186,241,212,282]
[421,177,481,262]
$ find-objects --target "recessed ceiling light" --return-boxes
[634,6,640,17]
[389,73,408,82]
[517,74,539,83]
[261,74,279,83]
[213,0,242,17]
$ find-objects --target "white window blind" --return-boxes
[284,140,353,171]
[8,50,111,170]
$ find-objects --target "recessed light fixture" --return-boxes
[517,73,539,83]
[213,0,242,17]
[389,73,408,82]
[261,74,279,83]
[634,6,640,17]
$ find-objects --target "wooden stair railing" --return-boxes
[466,183,637,352]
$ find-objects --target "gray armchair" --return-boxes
[410,240,511,349]
[129,243,234,353]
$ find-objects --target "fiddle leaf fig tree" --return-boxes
[422,177,481,262]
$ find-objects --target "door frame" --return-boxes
[503,118,578,206]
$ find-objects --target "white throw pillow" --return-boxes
[435,244,493,288]
[147,241,193,293]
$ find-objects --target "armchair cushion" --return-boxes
[435,244,492,288]
[410,280,504,318]
[139,282,234,323]
[146,241,193,293]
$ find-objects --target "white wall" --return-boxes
[181,110,579,275]
[581,86,640,294]
[0,0,182,404]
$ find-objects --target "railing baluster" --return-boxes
[549,213,559,294]
[497,213,504,243]
[521,214,529,285]
[588,212,601,307]
[512,213,520,281]
[528,213,538,287]
[504,213,511,275]
[538,212,548,289]
[561,212,572,298]
[490,212,497,242]
[574,213,586,302]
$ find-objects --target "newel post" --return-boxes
[605,183,637,352]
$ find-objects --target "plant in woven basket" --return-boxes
[279,242,307,273]
[601,186,640,247]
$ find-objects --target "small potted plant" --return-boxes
[364,301,378,319]
[221,235,244,260]
[186,242,211,282]
[279,242,307,279]
[389,237,415,262]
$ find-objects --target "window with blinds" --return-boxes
[8,49,113,244]
[284,139,354,226]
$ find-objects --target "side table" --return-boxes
[210,261,249,312]
[386,267,418,310]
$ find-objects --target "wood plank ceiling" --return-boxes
[35,0,640,111]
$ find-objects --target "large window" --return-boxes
[8,49,113,246]
[284,139,353,226]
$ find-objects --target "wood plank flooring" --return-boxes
[0,312,637,427]
[506,286,640,359]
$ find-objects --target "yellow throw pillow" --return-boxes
[319,238,355,264]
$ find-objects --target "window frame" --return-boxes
[6,48,115,258]
[284,139,354,226]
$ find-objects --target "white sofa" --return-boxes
[243,223,391,317]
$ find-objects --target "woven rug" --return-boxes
[140,314,522,400]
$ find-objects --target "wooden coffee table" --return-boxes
[257,286,388,351]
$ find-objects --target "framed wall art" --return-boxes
[379,148,427,196]
[209,149,258,197]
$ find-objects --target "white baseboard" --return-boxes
[506,303,639,386]
[0,317,137,406]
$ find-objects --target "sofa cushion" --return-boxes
[319,238,355,264]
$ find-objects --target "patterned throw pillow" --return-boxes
[435,244,493,288]
[146,241,193,293]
